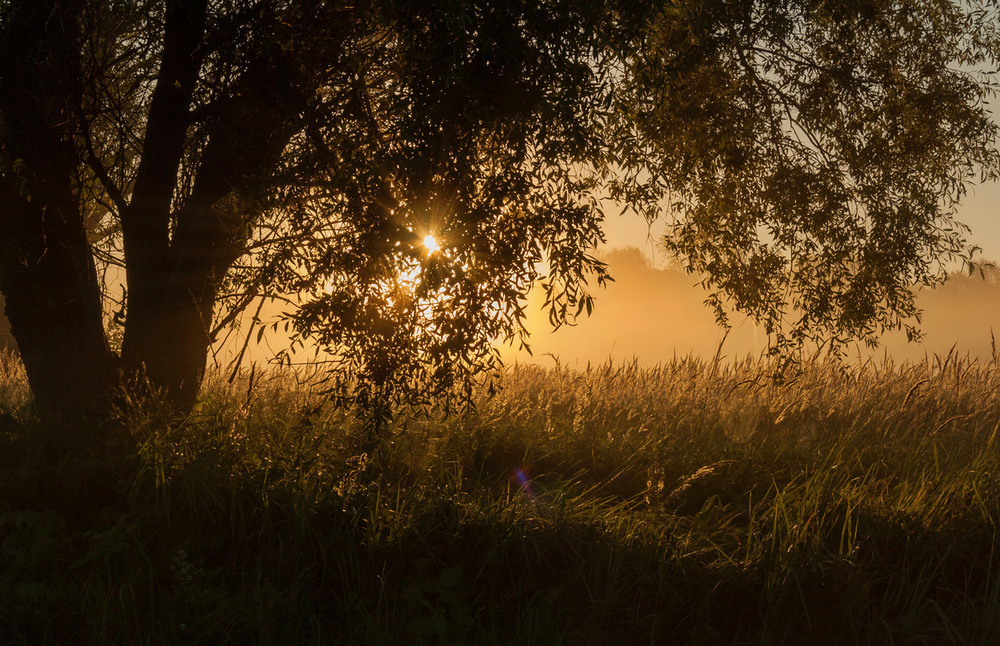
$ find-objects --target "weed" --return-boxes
[0,351,999,643]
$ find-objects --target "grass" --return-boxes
[2,350,1000,643]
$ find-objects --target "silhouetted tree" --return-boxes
[0,0,996,427]
[611,0,1000,355]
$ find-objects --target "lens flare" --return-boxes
[423,234,440,253]
[512,467,534,496]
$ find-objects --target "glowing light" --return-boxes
[399,264,421,286]
[423,234,440,253]
[512,467,535,496]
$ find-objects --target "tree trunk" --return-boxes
[0,0,119,427]
[120,278,214,413]
[0,0,320,421]
[117,0,307,411]
[116,0,211,411]
[0,201,119,423]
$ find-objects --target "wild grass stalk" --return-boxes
[1,350,1000,643]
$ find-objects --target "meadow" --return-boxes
[2,350,1000,644]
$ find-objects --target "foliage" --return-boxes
[3,352,1000,642]
[255,0,1000,406]
[3,0,998,418]
[243,0,617,412]
[609,0,1000,355]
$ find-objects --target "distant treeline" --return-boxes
[502,247,1000,365]
[0,254,993,364]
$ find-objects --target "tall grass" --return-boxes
[2,350,1000,643]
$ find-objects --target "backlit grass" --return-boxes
[2,350,1000,644]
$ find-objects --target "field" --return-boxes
[2,351,1000,644]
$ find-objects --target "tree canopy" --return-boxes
[613,0,1000,355]
[0,0,997,424]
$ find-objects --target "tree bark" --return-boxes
[117,0,210,410]
[119,0,311,410]
[0,0,119,425]
[120,282,214,411]
[0,195,119,423]
[0,0,335,420]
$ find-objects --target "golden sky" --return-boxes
[504,173,1000,368]
[219,179,1000,371]
[501,244,1000,367]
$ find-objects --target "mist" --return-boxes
[500,247,1000,367]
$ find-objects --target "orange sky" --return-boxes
[500,244,1000,368]
[600,179,1000,266]
[227,242,1000,373]
[490,174,1000,367]
[218,179,1000,371]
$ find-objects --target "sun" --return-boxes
[423,234,440,254]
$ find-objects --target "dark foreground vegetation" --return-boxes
[3,351,1000,644]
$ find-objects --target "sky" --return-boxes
[956,181,1000,260]
[498,178,1000,367]
[224,177,1000,371]
[601,179,1000,264]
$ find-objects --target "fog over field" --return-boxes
[214,244,1000,371]
[501,247,1000,367]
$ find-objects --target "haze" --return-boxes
[500,246,1000,367]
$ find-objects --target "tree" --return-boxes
[1,0,357,420]
[611,0,1000,357]
[0,0,996,429]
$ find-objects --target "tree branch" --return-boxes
[122,0,207,264]
[77,107,129,215]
